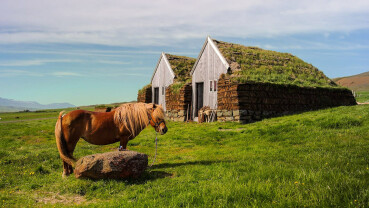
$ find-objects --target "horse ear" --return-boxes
[146,103,155,110]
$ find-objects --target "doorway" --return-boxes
[195,82,204,117]
[154,87,159,104]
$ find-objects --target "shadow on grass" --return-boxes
[151,160,233,169]
[76,160,232,185]
[76,170,172,185]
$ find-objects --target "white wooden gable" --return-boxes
[191,36,230,116]
[151,52,175,111]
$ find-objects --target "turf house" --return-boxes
[138,52,196,120]
[190,36,356,123]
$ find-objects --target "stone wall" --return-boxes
[217,77,356,123]
[137,87,152,103]
[165,83,192,121]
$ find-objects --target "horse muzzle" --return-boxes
[160,126,168,135]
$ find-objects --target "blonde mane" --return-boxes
[113,103,164,137]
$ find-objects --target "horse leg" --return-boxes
[62,133,80,177]
[119,137,129,151]
[62,161,70,178]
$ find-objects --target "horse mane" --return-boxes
[113,103,164,137]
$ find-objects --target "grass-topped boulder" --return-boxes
[214,40,339,88]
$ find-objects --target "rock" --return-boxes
[74,151,148,179]
[233,110,240,116]
[178,110,184,116]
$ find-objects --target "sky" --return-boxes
[1,0,369,106]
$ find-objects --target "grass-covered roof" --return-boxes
[166,54,196,83]
[213,39,338,88]
[138,84,151,95]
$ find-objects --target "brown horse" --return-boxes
[55,102,167,177]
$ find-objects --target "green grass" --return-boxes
[214,40,340,89]
[355,91,369,103]
[138,84,152,95]
[0,106,38,113]
[168,81,191,95]
[1,105,369,207]
[0,107,93,122]
[166,54,196,83]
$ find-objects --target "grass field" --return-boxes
[355,91,369,103]
[1,105,369,207]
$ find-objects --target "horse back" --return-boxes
[62,110,120,144]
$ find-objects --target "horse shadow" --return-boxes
[150,160,230,169]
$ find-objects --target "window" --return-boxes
[210,81,213,91]
[162,87,164,95]
[214,80,217,91]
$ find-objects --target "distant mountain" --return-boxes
[333,71,369,91]
[0,97,75,112]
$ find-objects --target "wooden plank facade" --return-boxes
[190,36,229,118]
[151,52,175,111]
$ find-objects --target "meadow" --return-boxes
[355,91,369,103]
[0,105,369,207]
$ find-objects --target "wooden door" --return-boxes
[195,82,204,116]
[154,87,159,104]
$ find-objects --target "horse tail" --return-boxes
[55,111,76,167]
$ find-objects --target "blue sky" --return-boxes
[1,0,369,106]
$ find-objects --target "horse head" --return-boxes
[148,103,168,135]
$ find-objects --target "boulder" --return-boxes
[74,151,148,179]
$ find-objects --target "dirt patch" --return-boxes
[218,128,245,132]
[35,192,89,205]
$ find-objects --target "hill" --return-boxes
[0,97,75,112]
[333,71,369,91]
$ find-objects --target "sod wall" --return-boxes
[137,87,152,103]
[165,83,192,121]
[217,77,357,123]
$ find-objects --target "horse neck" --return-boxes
[130,110,152,137]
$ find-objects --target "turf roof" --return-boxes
[166,54,196,83]
[138,84,151,95]
[213,39,338,88]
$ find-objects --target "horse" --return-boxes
[55,102,167,177]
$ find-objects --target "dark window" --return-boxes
[214,80,217,91]
[210,81,213,91]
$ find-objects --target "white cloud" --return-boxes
[0,0,368,46]
[51,72,82,77]
[0,69,44,77]
[0,68,150,78]
[96,60,130,65]
[0,59,81,66]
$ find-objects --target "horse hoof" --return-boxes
[62,171,70,178]
[118,147,127,151]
